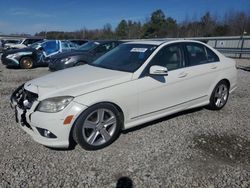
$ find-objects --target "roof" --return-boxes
[123,39,207,46]
[124,39,179,45]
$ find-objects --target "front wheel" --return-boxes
[208,80,229,110]
[73,103,122,150]
[20,56,34,69]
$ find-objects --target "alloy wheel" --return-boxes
[214,84,228,108]
[82,108,117,146]
[21,58,33,69]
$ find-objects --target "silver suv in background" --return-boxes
[1,39,20,52]
[4,38,44,50]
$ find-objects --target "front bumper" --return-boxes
[1,56,19,66]
[10,85,87,148]
[49,59,75,71]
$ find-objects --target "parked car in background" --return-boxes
[69,39,88,46]
[4,38,44,50]
[1,39,20,52]
[48,40,122,71]
[1,40,77,69]
[10,40,237,150]
[0,40,3,53]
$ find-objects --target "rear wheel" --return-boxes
[208,80,229,110]
[20,56,33,69]
[73,103,122,150]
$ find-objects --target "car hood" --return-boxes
[50,50,89,60]
[3,47,34,55]
[24,64,133,100]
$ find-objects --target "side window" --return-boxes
[150,44,184,71]
[186,43,208,66]
[109,42,117,49]
[31,39,40,44]
[61,42,70,51]
[23,39,30,46]
[205,47,219,62]
[69,42,77,48]
[96,44,109,53]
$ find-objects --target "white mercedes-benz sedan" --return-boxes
[10,40,237,150]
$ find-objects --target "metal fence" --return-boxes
[0,35,25,40]
[1,35,250,58]
[187,36,250,59]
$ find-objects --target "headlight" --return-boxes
[6,54,18,59]
[61,57,71,64]
[36,96,74,113]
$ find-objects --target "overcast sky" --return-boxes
[0,0,249,35]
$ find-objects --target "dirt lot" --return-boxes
[0,59,250,188]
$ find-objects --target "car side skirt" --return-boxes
[124,95,209,130]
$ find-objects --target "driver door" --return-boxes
[136,44,192,118]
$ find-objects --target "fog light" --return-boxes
[44,130,51,137]
[37,128,57,138]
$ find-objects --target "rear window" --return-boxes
[206,47,219,62]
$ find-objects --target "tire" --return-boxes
[20,56,33,69]
[208,80,229,110]
[74,61,87,66]
[73,103,122,150]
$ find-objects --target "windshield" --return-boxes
[77,41,100,51]
[30,41,43,49]
[91,43,158,73]
[17,40,23,44]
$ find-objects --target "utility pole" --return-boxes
[239,29,247,59]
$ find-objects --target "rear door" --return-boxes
[182,42,220,99]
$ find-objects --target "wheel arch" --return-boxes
[74,60,88,66]
[68,101,125,148]
[19,55,34,63]
[19,55,34,68]
[208,78,231,99]
[220,78,230,89]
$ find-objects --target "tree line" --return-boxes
[35,9,250,40]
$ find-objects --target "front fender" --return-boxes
[74,81,138,125]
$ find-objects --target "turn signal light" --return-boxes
[63,115,74,125]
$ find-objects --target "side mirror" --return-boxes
[149,65,168,76]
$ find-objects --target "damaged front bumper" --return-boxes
[10,84,87,148]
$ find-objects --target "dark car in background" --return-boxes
[0,40,3,53]
[48,40,122,71]
[1,40,78,69]
[69,39,88,46]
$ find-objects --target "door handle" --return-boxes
[178,72,188,78]
[211,65,217,69]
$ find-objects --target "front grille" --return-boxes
[11,84,38,110]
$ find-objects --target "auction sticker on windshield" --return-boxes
[130,48,148,53]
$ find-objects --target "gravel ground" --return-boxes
[0,59,250,188]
